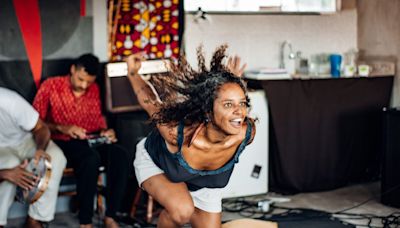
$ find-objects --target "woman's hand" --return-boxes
[226,55,247,77]
[126,52,146,77]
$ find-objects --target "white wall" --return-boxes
[92,0,108,62]
[184,10,357,70]
[91,4,358,70]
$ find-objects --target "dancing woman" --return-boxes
[127,45,255,228]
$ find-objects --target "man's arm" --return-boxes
[31,119,51,161]
[31,119,50,151]
[46,122,61,133]
[46,122,87,139]
[0,170,7,181]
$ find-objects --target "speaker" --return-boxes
[381,108,400,208]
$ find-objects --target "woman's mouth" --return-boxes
[229,118,243,128]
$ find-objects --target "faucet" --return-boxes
[279,41,296,69]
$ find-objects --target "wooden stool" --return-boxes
[130,188,160,224]
[58,168,76,196]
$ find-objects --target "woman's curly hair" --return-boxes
[150,44,250,126]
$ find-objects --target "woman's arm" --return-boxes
[126,54,160,117]
[126,54,178,146]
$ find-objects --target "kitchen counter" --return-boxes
[247,76,394,193]
[245,72,388,81]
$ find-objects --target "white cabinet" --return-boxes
[185,0,338,13]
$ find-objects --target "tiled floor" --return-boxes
[223,181,400,227]
[6,181,400,228]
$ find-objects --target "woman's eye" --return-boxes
[239,102,247,107]
[224,103,232,108]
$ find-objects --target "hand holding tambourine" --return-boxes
[16,157,52,204]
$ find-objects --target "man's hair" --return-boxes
[150,44,250,126]
[74,53,100,76]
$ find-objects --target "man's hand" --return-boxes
[2,160,37,190]
[59,125,87,139]
[226,55,247,77]
[126,53,146,77]
[100,129,117,143]
[33,149,51,163]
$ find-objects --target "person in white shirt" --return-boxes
[0,87,66,228]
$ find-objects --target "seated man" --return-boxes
[0,87,67,228]
[33,54,129,228]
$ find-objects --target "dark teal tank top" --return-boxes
[144,120,252,191]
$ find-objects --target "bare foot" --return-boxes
[104,216,119,228]
[26,216,43,228]
[79,224,93,228]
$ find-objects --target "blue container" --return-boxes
[330,54,342,78]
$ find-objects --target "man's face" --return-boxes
[70,65,96,93]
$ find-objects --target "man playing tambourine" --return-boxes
[0,87,66,228]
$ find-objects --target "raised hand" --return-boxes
[226,55,247,77]
[126,52,146,76]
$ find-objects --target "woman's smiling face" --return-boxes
[211,82,248,135]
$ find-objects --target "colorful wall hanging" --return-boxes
[108,0,184,61]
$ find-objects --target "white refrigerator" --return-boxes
[222,90,269,199]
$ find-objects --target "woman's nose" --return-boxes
[233,105,244,115]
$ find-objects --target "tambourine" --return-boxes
[16,157,52,204]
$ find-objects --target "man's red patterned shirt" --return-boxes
[33,76,107,141]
